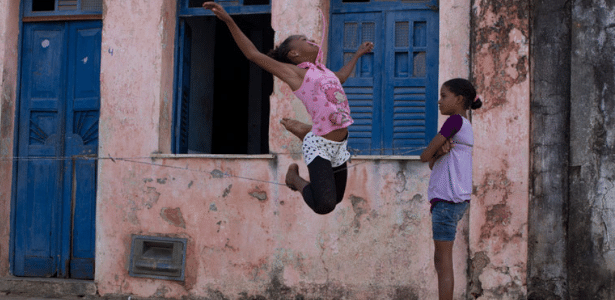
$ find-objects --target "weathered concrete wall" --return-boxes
[94,0,474,299]
[469,0,530,298]
[0,0,20,277]
[97,0,178,288]
[568,0,615,298]
[527,0,571,299]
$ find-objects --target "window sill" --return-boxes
[351,155,422,161]
[151,154,276,160]
[151,154,421,161]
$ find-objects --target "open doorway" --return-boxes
[179,14,273,154]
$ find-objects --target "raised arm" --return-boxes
[334,41,374,84]
[202,2,303,90]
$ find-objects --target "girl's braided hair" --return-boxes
[267,35,302,65]
[443,78,483,110]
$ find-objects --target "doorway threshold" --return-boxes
[0,277,96,298]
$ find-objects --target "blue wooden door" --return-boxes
[329,9,438,155]
[14,20,101,279]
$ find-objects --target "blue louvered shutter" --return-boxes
[383,11,438,155]
[174,21,192,154]
[329,13,383,155]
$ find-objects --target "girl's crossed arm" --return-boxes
[202,2,304,90]
[421,134,453,169]
[334,42,374,84]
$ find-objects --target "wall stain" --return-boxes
[472,0,529,111]
[249,186,267,202]
[156,178,167,184]
[392,286,419,300]
[0,84,14,139]
[350,195,369,233]
[143,187,160,209]
[222,184,233,198]
[474,167,517,242]
[224,238,238,252]
[153,285,169,297]
[397,210,420,232]
[0,83,15,156]
[469,251,490,299]
[480,203,512,240]
[394,171,407,193]
[160,207,186,228]
[211,169,224,178]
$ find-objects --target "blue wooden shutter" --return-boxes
[329,12,383,155]
[174,21,192,154]
[383,11,438,155]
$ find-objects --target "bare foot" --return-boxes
[280,118,312,141]
[285,163,309,192]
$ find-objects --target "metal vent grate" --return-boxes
[129,236,187,281]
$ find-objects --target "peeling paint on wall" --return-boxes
[249,187,268,202]
[470,0,530,298]
[86,0,472,298]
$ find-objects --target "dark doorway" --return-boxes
[180,14,273,155]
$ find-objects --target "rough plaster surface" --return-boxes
[0,0,479,298]
[470,0,530,298]
[96,156,452,299]
[0,0,20,277]
[93,0,473,298]
[568,0,615,298]
[99,0,170,159]
[438,0,472,130]
[528,0,571,299]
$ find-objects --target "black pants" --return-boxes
[301,156,348,215]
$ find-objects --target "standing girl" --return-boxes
[202,2,373,214]
[419,78,482,300]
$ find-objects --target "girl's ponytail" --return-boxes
[471,96,483,110]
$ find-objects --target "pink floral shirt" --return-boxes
[293,62,354,136]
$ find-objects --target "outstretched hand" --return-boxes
[356,41,374,56]
[202,2,232,23]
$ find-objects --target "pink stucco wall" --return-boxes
[95,0,474,299]
[0,0,20,278]
[469,0,530,298]
[0,0,531,298]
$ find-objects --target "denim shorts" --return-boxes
[431,201,469,241]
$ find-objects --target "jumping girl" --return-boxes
[203,2,373,214]
[419,78,482,300]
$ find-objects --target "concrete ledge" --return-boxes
[0,277,97,298]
